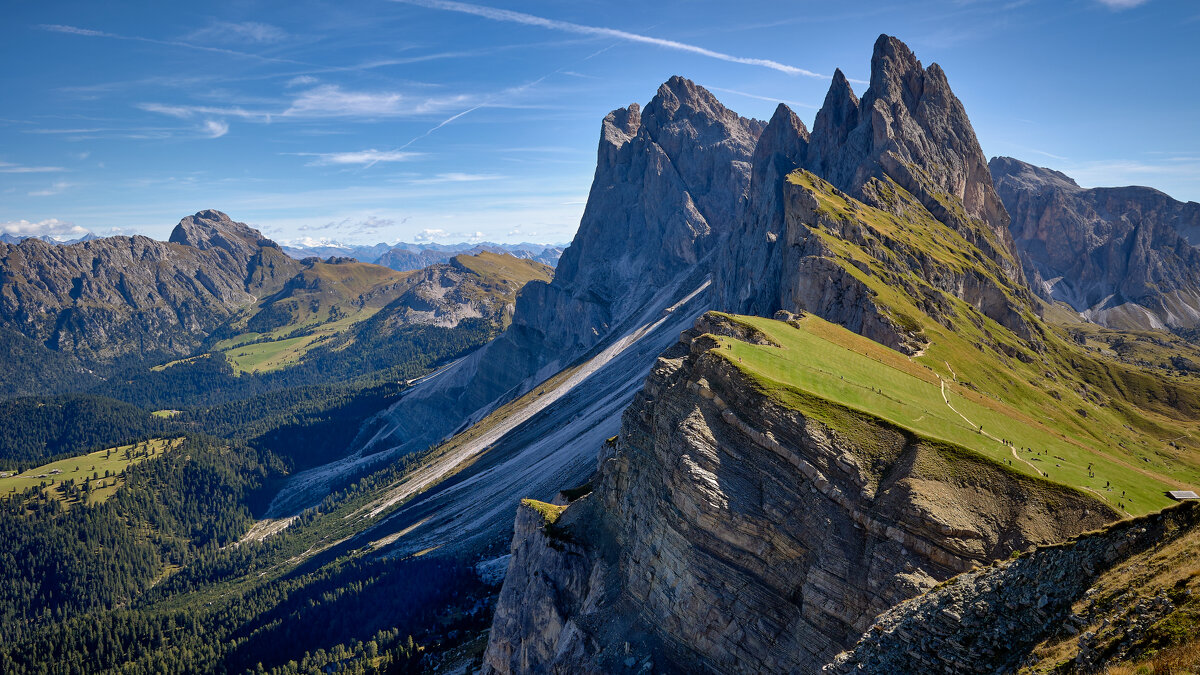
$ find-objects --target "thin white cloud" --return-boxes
[39,24,308,65]
[704,86,819,110]
[0,161,67,173]
[1095,0,1149,7]
[411,172,503,183]
[282,84,472,117]
[391,0,824,77]
[1,218,92,240]
[397,106,482,149]
[187,21,288,44]
[287,75,318,88]
[27,182,72,197]
[291,149,423,166]
[137,102,269,121]
[202,119,229,138]
[413,228,450,242]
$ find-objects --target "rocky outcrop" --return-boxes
[0,209,299,364]
[826,501,1200,674]
[991,156,1200,330]
[481,314,1114,674]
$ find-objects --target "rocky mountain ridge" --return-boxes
[325,75,764,477]
[717,35,1037,347]
[0,209,300,366]
[992,156,1200,330]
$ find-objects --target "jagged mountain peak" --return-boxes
[601,102,641,149]
[753,103,808,168]
[803,34,1022,289]
[640,75,764,153]
[169,209,272,252]
[811,67,860,154]
[866,33,926,108]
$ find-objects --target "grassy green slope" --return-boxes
[0,438,182,507]
[212,261,412,373]
[713,314,1196,515]
[731,171,1200,516]
[193,253,552,375]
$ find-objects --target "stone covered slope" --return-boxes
[991,156,1200,330]
[0,209,299,363]
[342,76,762,468]
[379,251,554,329]
[481,313,1115,674]
[826,501,1200,674]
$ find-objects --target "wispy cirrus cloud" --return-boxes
[390,0,824,77]
[136,102,269,121]
[289,149,423,166]
[39,24,309,65]
[410,172,502,184]
[1095,0,1150,8]
[185,21,289,44]
[0,161,67,173]
[282,84,472,117]
[28,181,73,197]
[704,86,819,110]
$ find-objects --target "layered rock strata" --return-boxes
[349,77,763,459]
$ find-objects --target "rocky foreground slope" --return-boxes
[482,313,1115,674]
[827,501,1200,673]
[992,156,1200,330]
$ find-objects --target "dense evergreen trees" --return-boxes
[0,436,280,636]
[0,395,176,468]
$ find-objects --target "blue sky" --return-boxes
[1,0,1197,244]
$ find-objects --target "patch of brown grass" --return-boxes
[1103,636,1200,675]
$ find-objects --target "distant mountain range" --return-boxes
[281,240,565,270]
[0,232,99,245]
[992,156,1200,330]
[0,209,554,399]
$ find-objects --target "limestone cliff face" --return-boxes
[718,103,809,317]
[349,77,762,460]
[827,501,1200,674]
[717,35,1036,343]
[0,209,298,362]
[805,37,1018,284]
[524,76,762,359]
[482,314,1114,674]
[991,156,1200,330]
